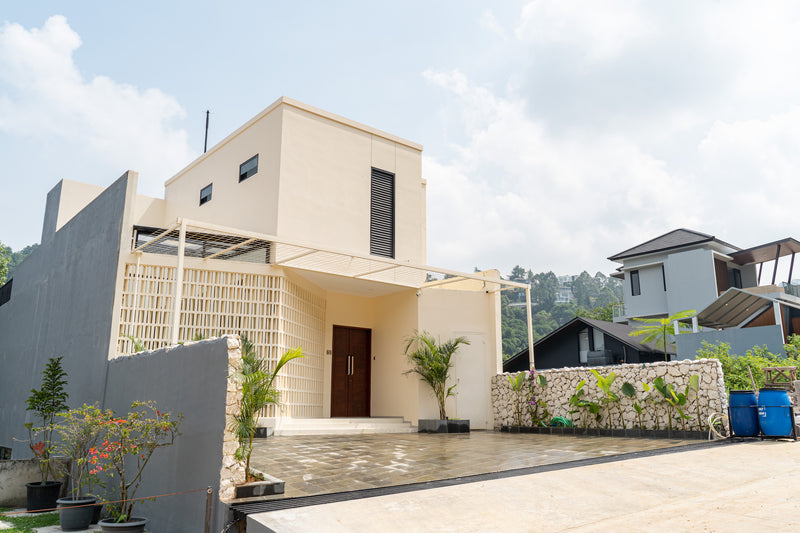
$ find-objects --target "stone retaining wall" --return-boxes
[492,359,727,431]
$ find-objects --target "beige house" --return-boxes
[28,97,532,430]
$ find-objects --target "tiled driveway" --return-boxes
[249,431,694,499]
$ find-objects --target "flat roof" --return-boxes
[165,97,423,187]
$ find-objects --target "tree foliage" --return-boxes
[501,268,623,360]
[0,242,38,283]
[629,309,696,361]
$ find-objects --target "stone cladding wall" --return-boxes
[219,335,246,501]
[492,359,727,431]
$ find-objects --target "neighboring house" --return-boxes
[555,275,576,304]
[503,317,674,372]
[0,97,530,448]
[609,228,800,358]
[609,229,800,325]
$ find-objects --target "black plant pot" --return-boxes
[26,481,62,512]
[98,517,148,533]
[91,502,104,524]
[57,496,97,531]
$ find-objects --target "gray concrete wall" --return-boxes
[675,325,785,359]
[0,172,133,458]
[665,248,718,316]
[625,263,667,319]
[103,338,233,533]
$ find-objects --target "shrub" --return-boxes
[696,341,800,391]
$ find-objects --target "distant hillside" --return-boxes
[501,268,622,359]
[0,243,38,283]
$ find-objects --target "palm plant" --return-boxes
[629,309,696,361]
[231,335,303,479]
[404,332,470,420]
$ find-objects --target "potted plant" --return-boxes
[25,356,69,511]
[90,401,182,532]
[53,404,108,531]
[230,335,303,497]
[403,331,470,433]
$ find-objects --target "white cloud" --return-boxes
[0,16,194,197]
[515,0,652,62]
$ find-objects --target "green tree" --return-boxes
[232,335,303,478]
[26,356,69,484]
[0,241,9,284]
[629,310,696,361]
[531,271,558,311]
[576,301,615,322]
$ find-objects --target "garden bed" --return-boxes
[500,425,707,440]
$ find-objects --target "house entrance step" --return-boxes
[268,417,416,436]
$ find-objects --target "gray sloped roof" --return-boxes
[608,228,739,262]
[578,317,677,354]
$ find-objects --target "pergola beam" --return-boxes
[203,237,257,261]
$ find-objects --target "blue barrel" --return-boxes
[758,388,793,437]
[729,390,759,437]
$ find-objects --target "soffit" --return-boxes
[730,238,800,265]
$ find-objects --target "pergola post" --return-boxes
[788,252,796,285]
[170,219,187,345]
[525,286,535,370]
[771,244,782,285]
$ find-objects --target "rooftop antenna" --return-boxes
[204,110,210,153]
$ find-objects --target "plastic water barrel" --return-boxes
[729,390,759,437]
[758,388,793,437]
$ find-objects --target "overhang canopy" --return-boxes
[695,288,773,329]
[731,238,800,265]
[132,219,530,292]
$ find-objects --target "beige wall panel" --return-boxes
[370,136,396,172]
[417,288,501,429]
[372,290,420,422]
[163,107,283,235]
[321,292,377,416]
[394,144,425,264]
[55,180,107,231]
[132,195,167,228]
[277,107,372,254]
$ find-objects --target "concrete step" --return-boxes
[268,417,417,436]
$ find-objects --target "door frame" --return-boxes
[330,325,372,417]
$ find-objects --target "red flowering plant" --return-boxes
[88,401,182,522]
[52,403,110,500]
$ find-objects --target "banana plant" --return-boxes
[507,372,527,427]
[687,374,703,431]
[569,380,601,428]
[653,377,694,431]
[642,381,662,430]
[620,382,639,429]
[590,369,620,429]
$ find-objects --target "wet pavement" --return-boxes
[249,431,695,498]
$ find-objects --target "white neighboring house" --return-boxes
[608,228,800,357]
[0,97,533,437]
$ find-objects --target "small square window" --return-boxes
[239,154,259,182]
[200,183,213,206]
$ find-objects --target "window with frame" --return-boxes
[731,268,743,289]
[661,264,666,291]
[630,269,641,296]
[239,154,259,182]
[199,183,213,206]
[370,167,395,258]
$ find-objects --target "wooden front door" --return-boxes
[331,326,371,417]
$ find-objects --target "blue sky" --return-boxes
[2,1,800,279]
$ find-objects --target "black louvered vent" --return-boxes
[370,168,395,258]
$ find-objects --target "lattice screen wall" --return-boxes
[118,263,326,417]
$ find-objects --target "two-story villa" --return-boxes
[0,98,531,445]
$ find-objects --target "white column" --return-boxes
[673,320,680,335]
[774,301,785,341]
[691,316,699,333]
[525,286,535,370]
[170,220,187,345]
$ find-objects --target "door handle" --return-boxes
[348,354,353,376]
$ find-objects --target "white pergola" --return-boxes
[132,218,535,356]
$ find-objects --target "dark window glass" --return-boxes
[239,154,259,182]
[732,269,743,289]
[370,167,395,258]
[200,183,213,206]
[630,270,641,296]
[0,278,12,307]
[661,264,666,291]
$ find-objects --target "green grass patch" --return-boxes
[0,507,59,532]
